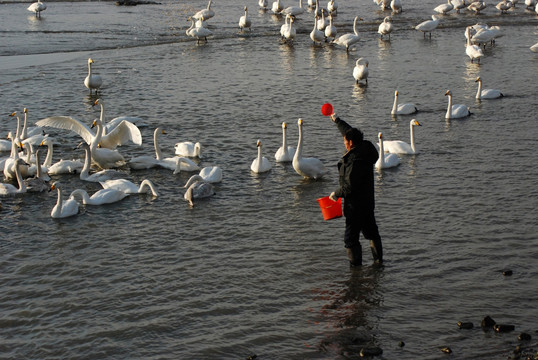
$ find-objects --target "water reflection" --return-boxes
[351,83,368,102]
[314,266,384,357]
[279,43,296,72]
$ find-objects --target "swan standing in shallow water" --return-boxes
[475,77,503,99]
[186,17,213,44]
[353,57,369,84]
[391,90,418,115]
[27,0,46,17]
[334,16,362,52]
[183,175,215,207]
[50,182,80,218]
[275,122,296,162]
[375,133,400,169]
[465,26,484,63]
[251,140,272,173]
[310,15,325,45]
[239,6,252,32]
[193,0,215,20]
[69,188,129,206]
[100,178,158,196]
[282,0,305,17]
[324,15,337,42]
[445,90,471,119]
[378,16,393,40]
[84,58,102,95]
[415,15,440,38]
[434,0,454,13]
[383,119,422,155]
[293,119,326,179]
[0,159,27,196]
[391,0,403,13]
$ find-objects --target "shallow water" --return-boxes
[1,0,537,359]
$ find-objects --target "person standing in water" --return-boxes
[328,112,383,266]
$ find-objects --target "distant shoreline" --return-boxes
[2,0,160,4]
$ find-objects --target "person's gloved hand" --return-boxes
[330,113,337,122]
[329,192,337,201]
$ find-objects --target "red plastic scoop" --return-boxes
[321,103,333,116]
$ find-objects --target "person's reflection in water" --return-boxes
[313,265,384,357]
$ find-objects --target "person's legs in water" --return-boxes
[362,211,383,263]
[344,216,362,266]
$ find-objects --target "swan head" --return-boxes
[9,111,16,118]
[395,90,399,96]
[475,77,482,82]
[298,118,303,126]
[88,58,94,64]
[378,132,383,139]
[23,108,28,114]
[445,90,452,96]
[282,122,287,129]
[50,181,62,192]
[256,139,262,147]
[244,5,247,10]
[411,119,421,126]
[93,98,102,107]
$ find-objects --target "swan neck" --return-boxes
[295,123,303,160]
[71,189,90,204]
[154,129,163,160]
[15,161,26,192]
[139,179,158,196]
[476,80,482,99]
[446,94,452,118]
[353,18,358,35]
[43,141,53,167]
[409,123,416,153]
[378,138,385,165]
[391,92,398,113]
[22,112,28,139]
[81,145,91,179]
[35,151,42,178]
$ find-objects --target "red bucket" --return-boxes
[317,196,342,221]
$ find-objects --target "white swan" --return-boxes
[283,15,296,42]
[70,188,128,206]
[282,0,304,17]
[317,10,329,31]
[275,122,296,162]
[324,15,337,42]
[293,119,326,179]
[496,0,513,12]
[445,90,471,119]
[530,42,538,53]
[378,16,393,41]
[78,142,128,182]
[198,166,223,183]
[129,127,165,170]
[353,57,369,84]
[383,119,422,155]
[280,15,291,39]
[183,175,215,207]
[186,17,213,44]
[452,0,467,11]
[20,108,44,142]
[415,15,440,38]
[50,182,80,218]
[174,140,202,158]
[193,0,215,20]
[272,0,284,14]
[239,6,252,31]
[259,0,268,9]
[434,0,454,13]
[327,0,338,14]
[391,90,418,115]
[3,137,29,180]
[310,15,325,45]
[40,137,84,175]
[475,77,503,99]
[334,16,362,52]
[100,178,158,196]
[24,149,50,192]
[27,0,46,17]
[466,26,485,63]
[467,0,486,13]
[391,0,403,13]
[0,159,27,196]
[375,133,400,169]
[170,157,200,173]
[84,58,103,94]
[251,139,272,173]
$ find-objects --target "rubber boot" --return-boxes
[369,239,383,264]
[346,245,362,267]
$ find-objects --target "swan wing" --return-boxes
[99,120,142,149]
[383,140,413,154]
[297,157,326,178]
[35,116,95,145]
[397,103,418,114]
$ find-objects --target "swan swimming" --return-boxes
[78,142,128,182]
[292,118,326,179]
[251,139,272,173]
[128,127,165,170]
[445,90,471,119]
[475,77,503,99]
[375,132,401,169]
[183,175,215,207]
[415,15,440,38]
[391,90,418,115]
[275,122,296,162]
[353,57,369,84]
[100,178,159,197]
[24,150,50,192]
[0,159,27,196]
[174,140,202,158]
[69,188,129,206]
[334,16,362,52]
[40,137,84,175]
[50,182,80,218]
[84,58,103,95]
[383,119,422,155]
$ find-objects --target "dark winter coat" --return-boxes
[333,117,379,217]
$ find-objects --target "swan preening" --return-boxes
[50,182,80,218]
[292,119,326,179]
[27,0,46,17]
[415,15,440,38]
[475,77,503,99]
[275,122,296,162]
[333,16,362,52]
[375,132,401,169]
[383,119,422,155]
[251,139,272,173]
[445,90,471,119]
[186,17,213,44]
[84,58,103,95]
[391,90,418,115]
[353,57,369,84]
[100,178,159,197]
